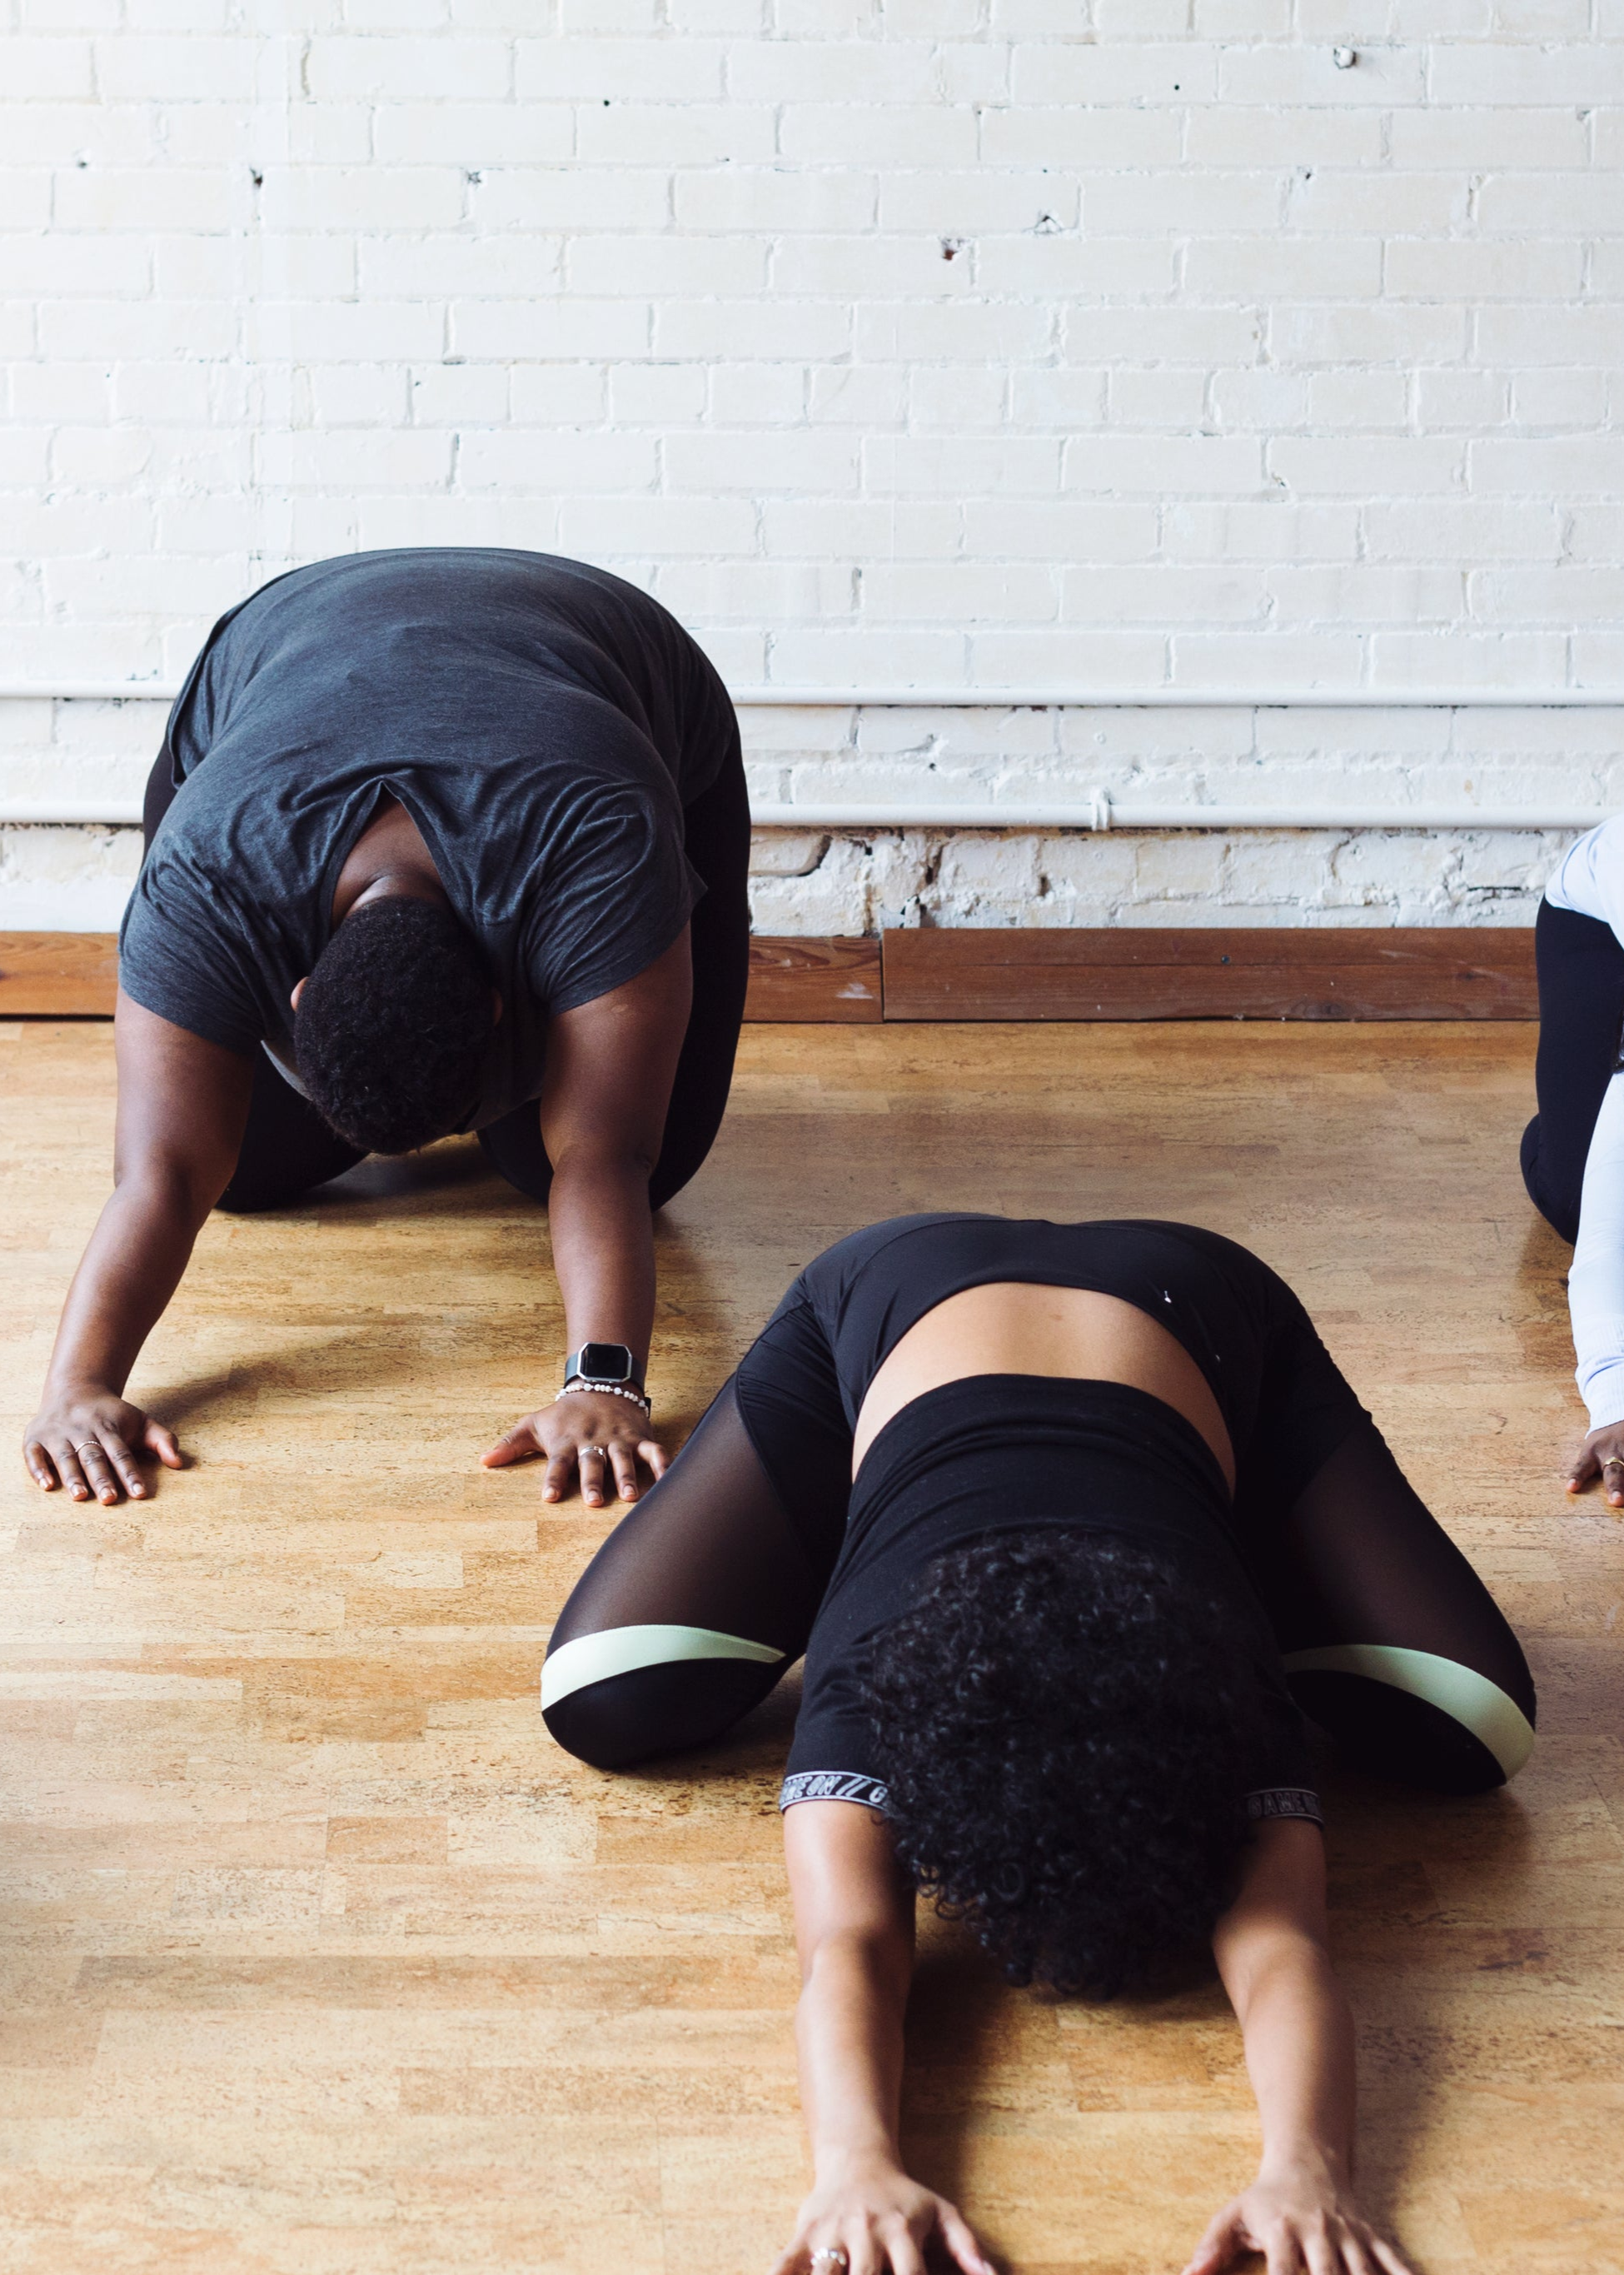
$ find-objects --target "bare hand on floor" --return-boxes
[23,1385,182,1505]
[1565,1421,1624,1508]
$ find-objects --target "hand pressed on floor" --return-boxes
[770,2155,994,2275]
[23,1384,182,1505]
[481,1388,669,1508]
[1565,1420,1624,1508]
[1182,2166,1415,2275]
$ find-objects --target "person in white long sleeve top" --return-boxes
[1523,816,1624,1504]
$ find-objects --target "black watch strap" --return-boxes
[563,1342,644,1393]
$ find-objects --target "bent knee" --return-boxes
[541,1622,785,1771]
[1285,1644,1535,1797]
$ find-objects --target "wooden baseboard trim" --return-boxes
[880,925,1538,1020]
[1,927,1537,1024]
[0,932,889,1025]
[0,931,120,1015]
[743,935,882,1021]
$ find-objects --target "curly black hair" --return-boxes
[859,1533,1268,2000]
[293,897,495,1155]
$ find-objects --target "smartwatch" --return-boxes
[562,1343,645,1395]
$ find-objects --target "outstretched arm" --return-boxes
[482,927,690,1509]
[23,992,252,1504]
[1562,1069,1624,1505]
[1183,1819,1412,2275]
[774,1801,994,2275]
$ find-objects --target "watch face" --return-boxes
[579,1342,634,1381]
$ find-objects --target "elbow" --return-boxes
[1220,1925,1338,2022]
[546,1138,662,1190]
[111,1150,227,1231]
[798,1921,914,2003]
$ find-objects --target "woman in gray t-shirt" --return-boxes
[22,547,749,1515]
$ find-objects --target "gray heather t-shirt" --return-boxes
[119,548,735,1129]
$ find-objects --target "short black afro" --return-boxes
[294,897,495,1155]
[859,1534,1268,2000]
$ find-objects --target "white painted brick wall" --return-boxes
[3,3,1622,931]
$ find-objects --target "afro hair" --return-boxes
[859,1532,1269,2000]
[293,896,495,1155]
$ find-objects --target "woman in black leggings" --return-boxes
[544,1213,1532,2275]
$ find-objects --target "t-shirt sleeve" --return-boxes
[1568,1068,1624,1430]
[1546,816,1624,947]
[523,783,700,1018]
[780,1621,892,1815]
[117,856,268,1057]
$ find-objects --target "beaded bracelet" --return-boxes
[559,1379,652,1416]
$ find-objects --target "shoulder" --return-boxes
[1546,816,1624,931]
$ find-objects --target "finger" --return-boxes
[47,1438,92,1503]
[1339,2234,1381,2275]
[481,1420,542,1469]
[97,1429,147,1501]
[74,1439,122,1506]
[1181,2207,1243,2275]
[880,2222,924,2275]
[579,1447,609,1509]
[609,1444,640,1503]
[844,2226,883,2275]
[23,1439,61,1492]
[541,1451,575,1504]
[1366,2235,1417,2275]
[1302,2223,1340,2275]
[1565,1449,1596,1490]
[938,2204,995,2275]
[142,1417,182,1469]
[1263,2221,1308,2275]
[640,1435,670,1480]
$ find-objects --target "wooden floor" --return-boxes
[0,1017,1618,2275]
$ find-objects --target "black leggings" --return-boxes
[1521,896,1624,1244]
[140,746,751,1215]
[544,1245,1537,1799]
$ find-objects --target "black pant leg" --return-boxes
[215,1054,366,1214]
[1249,1416,1536,1795]
[543,1374,838,1770]
[1522,897,1624,1244]
[140,756,365,1214]
[477,737,751,1210]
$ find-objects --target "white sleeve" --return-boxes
[1569,1068,1624,1431]
[1546,816,1624,948]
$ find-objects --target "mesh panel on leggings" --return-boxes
[1250,1417,1536,1792]
[542,1378,839,1770]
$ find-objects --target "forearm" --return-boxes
[545,1150,657,1366]
[44,1168,212,1395]
[1569,1070,1624,1429]
[795,1929,912,2177]
[1231,1935,1357,2180]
